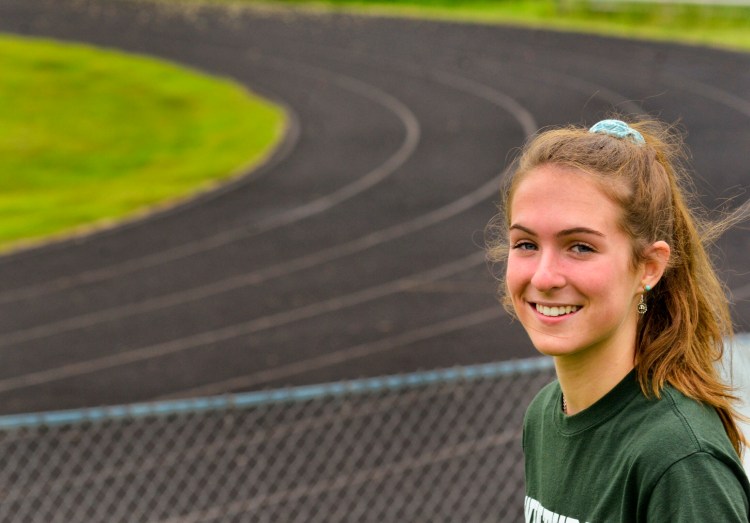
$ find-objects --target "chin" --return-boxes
[526,333,581,358]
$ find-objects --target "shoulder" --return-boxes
[524,379,559,423]
[648,450,749,521]
[522,379,558,449]
[631,385,746,488]
[638,385,733,457]
[623,386,749,517]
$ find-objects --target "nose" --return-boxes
[530,251,566,292]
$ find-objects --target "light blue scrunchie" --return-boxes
[589,119,645,145]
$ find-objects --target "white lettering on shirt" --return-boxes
[524,495,591,523]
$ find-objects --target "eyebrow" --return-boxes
[509,224,605,238]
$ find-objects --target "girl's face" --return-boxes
[506,164,643,363]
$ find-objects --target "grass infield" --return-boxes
[0,34,285,252]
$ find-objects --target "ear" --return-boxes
[640,240,670,289]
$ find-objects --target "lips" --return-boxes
[533,303,580,317]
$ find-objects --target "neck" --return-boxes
[555,344,635,416]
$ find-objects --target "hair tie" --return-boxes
[589,119,645,145]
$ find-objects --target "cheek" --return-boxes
[573,261,634,305]
[505,255,533,295]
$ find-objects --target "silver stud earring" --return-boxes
[637,294,647,315]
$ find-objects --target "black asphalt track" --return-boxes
[0,0,748,415]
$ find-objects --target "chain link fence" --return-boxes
[0,358,555,522]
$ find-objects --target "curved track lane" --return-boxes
[0,0,748,414]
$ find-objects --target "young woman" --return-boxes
[487,118,750,521]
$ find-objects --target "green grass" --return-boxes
[0,34,285,252]
[166,0,750,52]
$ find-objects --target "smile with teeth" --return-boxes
[535,304,580,317]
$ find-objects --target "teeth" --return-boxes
[535,304,579,317]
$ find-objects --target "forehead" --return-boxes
[509,165,623,233]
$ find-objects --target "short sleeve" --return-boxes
[647,451,749,522]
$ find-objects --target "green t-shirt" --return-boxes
[523,370,750,522]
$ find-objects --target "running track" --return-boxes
[0,0,748,414]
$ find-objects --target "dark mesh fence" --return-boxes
[0,358,555,522]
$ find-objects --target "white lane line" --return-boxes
[486,38,749,112]
[473,55,645,116]
[158,306,502,399]
[431,69,537,138]
[0,57,421,304]
[663,73,750,118]
[151,429,520,523]
[475,36,750,123]
[0,252,485,393]
[245,55,422,229]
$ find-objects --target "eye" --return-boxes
[512,241,537,251]
[571,243,595,254]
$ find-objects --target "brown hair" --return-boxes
[486,117,747,455]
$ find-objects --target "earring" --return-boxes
[637,294,647,315]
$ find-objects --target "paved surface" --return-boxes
[0,0,747,414]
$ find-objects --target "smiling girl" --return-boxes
[488,119,750,521]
